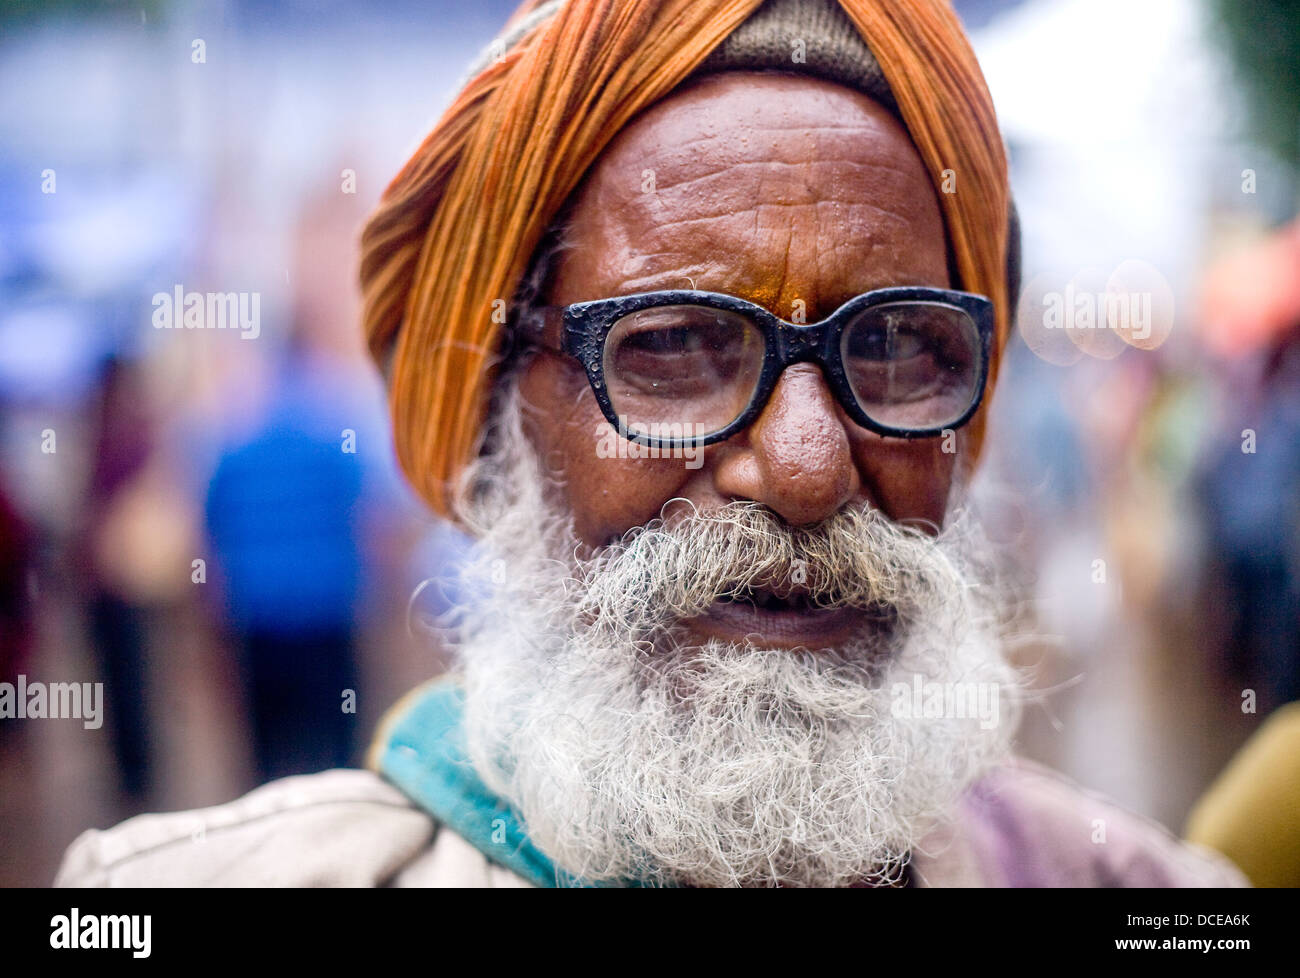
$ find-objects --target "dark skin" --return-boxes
[518,71,971,648]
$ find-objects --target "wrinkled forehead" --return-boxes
[544,71,951,319]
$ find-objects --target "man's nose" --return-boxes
[712,362,861,525]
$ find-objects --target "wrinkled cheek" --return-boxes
[849,432,956,529]
[518,355,693,546]
[567,452,694,546]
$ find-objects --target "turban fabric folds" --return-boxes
[360,0,1011,521]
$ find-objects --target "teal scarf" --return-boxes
[373,677,607,887]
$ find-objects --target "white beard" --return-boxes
[447,387,1022,887]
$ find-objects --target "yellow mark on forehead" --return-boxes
[743,279,785,315]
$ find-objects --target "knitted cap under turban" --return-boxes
[360,0,1017,522]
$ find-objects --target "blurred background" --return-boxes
[1,0,1297,887]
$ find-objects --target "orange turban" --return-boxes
[360,0,1012,521]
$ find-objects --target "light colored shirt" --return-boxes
[54,760,1246,888]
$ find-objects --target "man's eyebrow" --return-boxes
[613,276,767,307]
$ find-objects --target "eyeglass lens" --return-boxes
[839,301,981,430]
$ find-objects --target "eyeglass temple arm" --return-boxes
[514,305,565,352]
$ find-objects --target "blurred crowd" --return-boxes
[1,0,1298,886]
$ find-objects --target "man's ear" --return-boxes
[1006,196,1022,313]
[380,336,398,388]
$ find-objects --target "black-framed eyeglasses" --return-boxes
[516,286,994,449]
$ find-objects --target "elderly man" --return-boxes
[58,0,1243,887]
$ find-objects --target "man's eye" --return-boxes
[844,326,926,361]
[604,305,764,405]
[620,326,703,356]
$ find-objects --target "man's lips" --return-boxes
[683,587,889,651]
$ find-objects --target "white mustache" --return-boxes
[574,500,971,638]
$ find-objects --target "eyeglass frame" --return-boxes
[515,285,995,449]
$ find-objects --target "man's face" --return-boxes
[518,71,964,651]
[456,71,1015,888]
